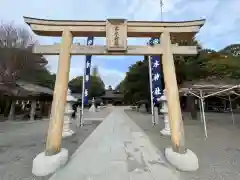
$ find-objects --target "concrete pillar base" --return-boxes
[32,148,68,176]
[62,129,75,138]
[165,147,199,171]
[160,128,171,136]
[89,104,96,112]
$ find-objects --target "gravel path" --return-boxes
[125,110,240,180]
[0,108,111,180]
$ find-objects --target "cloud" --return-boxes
[94,67,125,88]
[125,0,184,20]
[195,0,240,49]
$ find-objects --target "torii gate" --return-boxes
[24,17,205,175]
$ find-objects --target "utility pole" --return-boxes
[160,0,163,21]
[79,37,94,127]
[147,54,155,126]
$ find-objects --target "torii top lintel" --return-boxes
[23,16,205,39]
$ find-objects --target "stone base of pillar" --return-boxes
[89,104,96,112]
[63,102,75,137]
[32,148,68,176]
[165,147,199,171]
[160,128,171,136]
[160,115,171,136]
[153,107,159,124]
[62,129,75,138]
[159,91,171,136]
[76,107,82,128]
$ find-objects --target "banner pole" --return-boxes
[79,63,86,127]
[79,37,94,127]
[148,55,155,126]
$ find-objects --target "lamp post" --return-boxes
[62,89,76,138]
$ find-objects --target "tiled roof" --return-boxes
[0,81,53,97]
[101,90,123,98]
[16,81,53,95]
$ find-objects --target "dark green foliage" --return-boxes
[20,67,56,89]
[68,75,105,98]
[118,60,150,103]
[119,43,240,103]
[219,44,240,57]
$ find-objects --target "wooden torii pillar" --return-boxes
[45,30,73,155]
[161,31,185,153]
[24,17,205,176]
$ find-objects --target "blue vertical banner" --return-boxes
[149,37,164,105]
[84,37,94,105]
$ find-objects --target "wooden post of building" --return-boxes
[45,30,73,156]
[30,100,36,121]
[160,31,186,154]
[8,100,16,121]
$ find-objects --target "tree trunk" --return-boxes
[145,103,150,113]
[0,95,4,114]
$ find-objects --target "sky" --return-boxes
[0,0,240,88]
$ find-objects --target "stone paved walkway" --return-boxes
[126,110,240,180]
[50,107,179,180]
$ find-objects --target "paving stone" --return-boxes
[125,110,240,180]
[85,173,106,180]
[49,107,179,180]
[129,171,154,180]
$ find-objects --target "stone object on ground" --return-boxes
[62,89,77,137]
[130,106,137,110]
[32,148,68,176]
[76,106,81,127]
[62,102,75,138]
[154,106,159,124]
[165,147,199,171]
[160,90,171,136]
[89,97,96,112]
